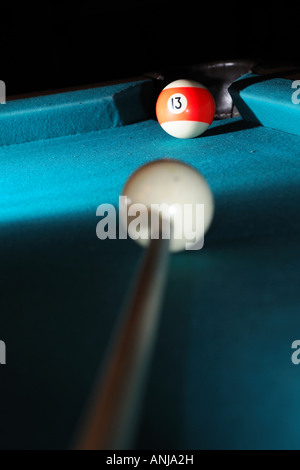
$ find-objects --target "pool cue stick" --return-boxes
[74,232,170,450]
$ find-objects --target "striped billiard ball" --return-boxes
[156,79,215,139]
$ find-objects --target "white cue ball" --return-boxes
[121,159,214,252]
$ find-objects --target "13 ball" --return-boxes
[156,79,215,139]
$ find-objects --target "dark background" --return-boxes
[1,2,300,95]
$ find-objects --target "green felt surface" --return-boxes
[0,81,300,449]
[1,117,300,238]
[229,73,300,136]
[0,80,153,146]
